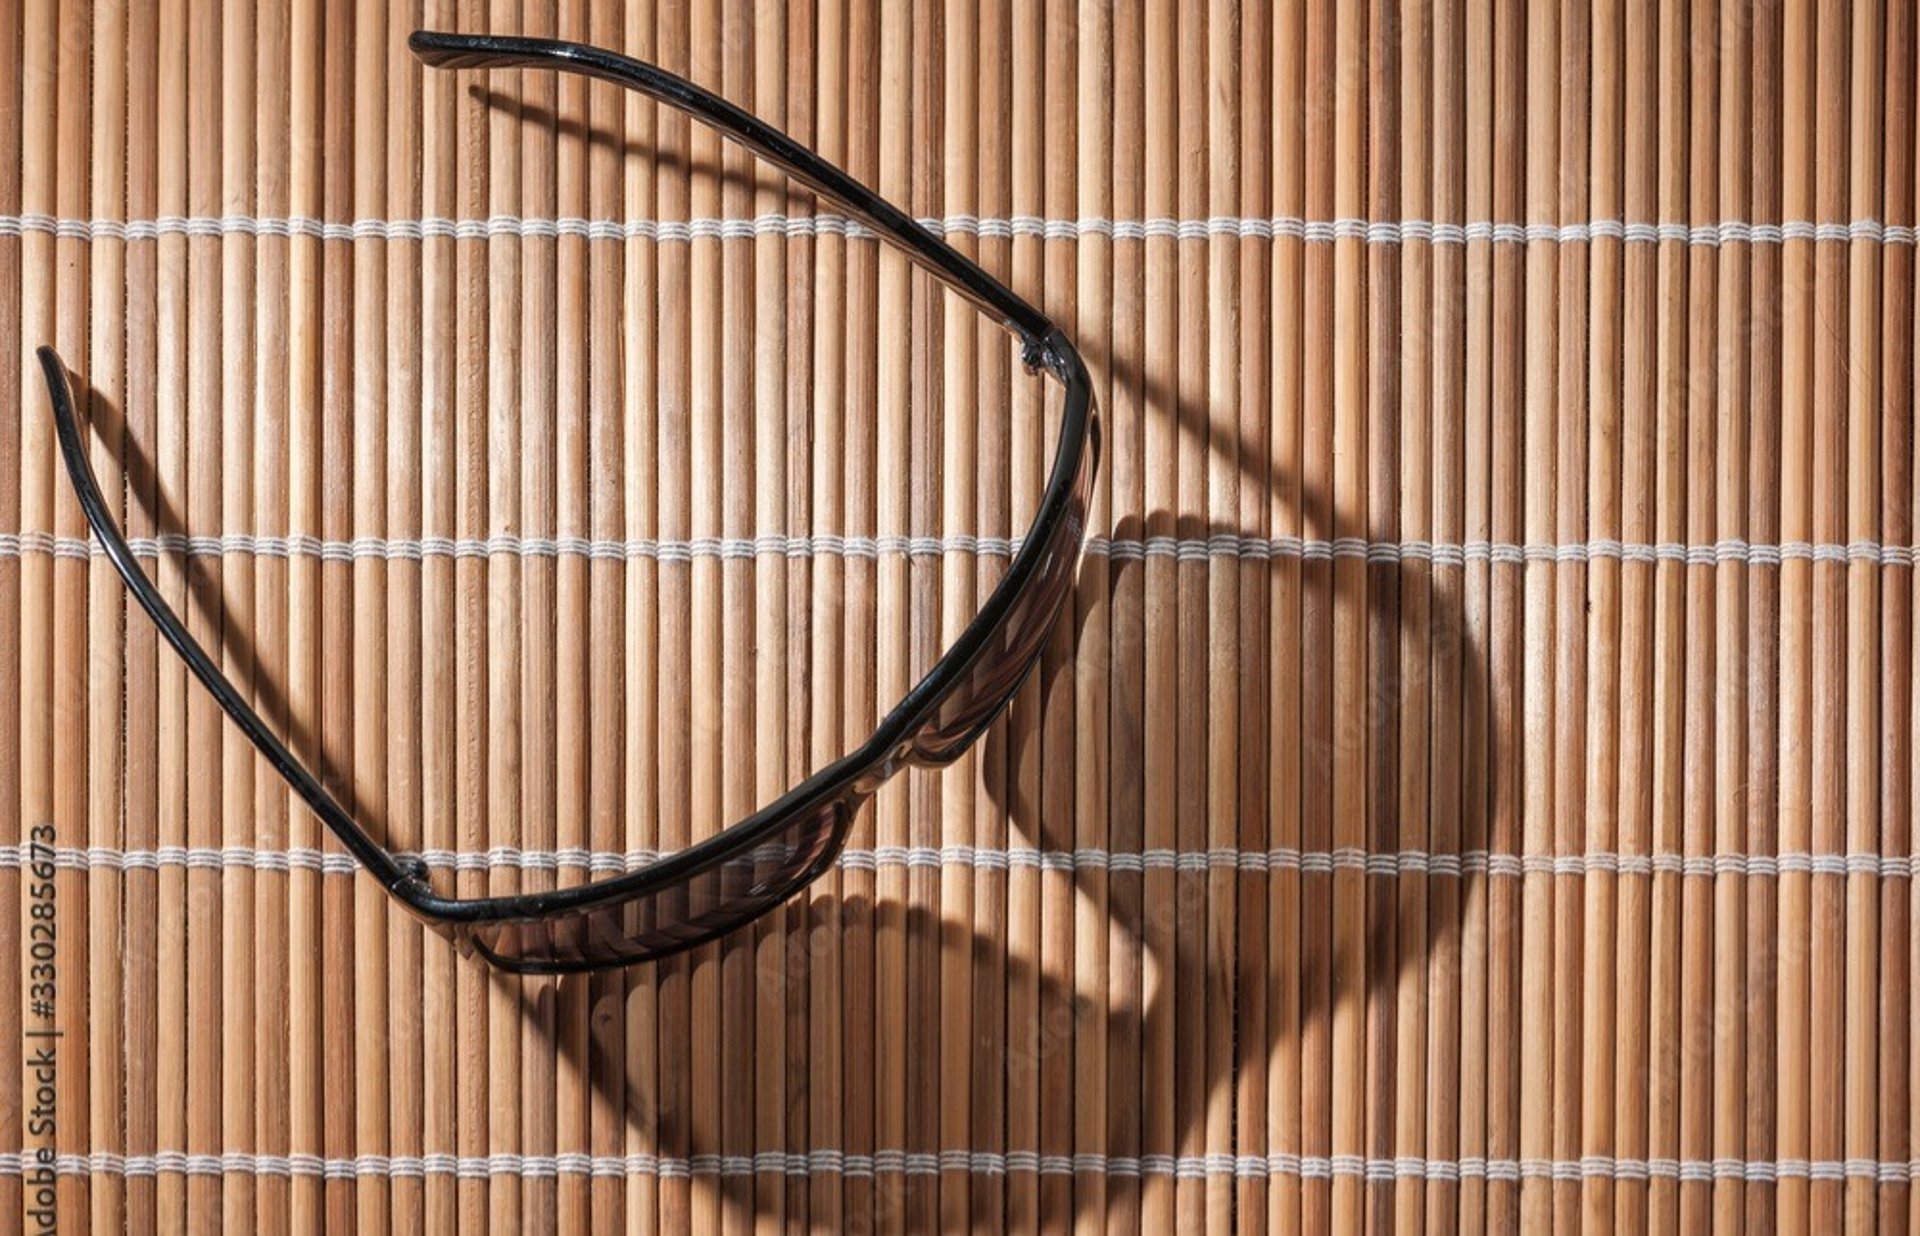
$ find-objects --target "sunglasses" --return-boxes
[40,31,1099,974]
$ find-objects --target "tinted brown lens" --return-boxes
[469,798,848,970]
[912,449,1093,764]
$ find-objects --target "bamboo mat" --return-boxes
[2,0,1917,1232]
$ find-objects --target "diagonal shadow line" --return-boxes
[472,84,770,199]
[92,374,371,842]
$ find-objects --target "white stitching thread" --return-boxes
[0,211,1905,246]
[8,1148,1919,1182]
[3,530,1914,568]
[5,842,1908,879]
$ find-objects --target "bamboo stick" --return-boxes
[1076,0,1115,1222]
[1809,0,1850,1227]
[1908,6,1920,1222]
[1613,3,1658,1229]
[805,0,849,1230]
[282,0,325,1225]
[939,2,981,1230]
[1518,0,1561,1225]
[1267,0,1307,1230]
[621,3,663,1232]
[1175,0,1211,1228]
[452,0,495,1226]
[1424,0,1466,1228]
[1743,8,1786,1233]
[0,0,25,1220]
[524,0,563,1229]
[1713,4,1755,1233]
[419,0,465,1228]
[1108,2,1149,1229]
[652,0,696,1229]
[480,5,527,1231]
[1392,0,1435,1226]
[351,6,393,1233]
[1006,0,1046,1228]
[1362,0,1402,1227]
[775,2,814,1228]
[750,4,792,1232]
[13,10,51,1217]
[1552,2,1591,1229]
[50,0,93,1229]
[86,0,131,1229]
[1878,5,1917,1232]
[1203,2,1241,1230]
[1582,0,1624,1231]
[217,0,259,1219]
[150,0,191,1224]
[1904,19,1920,1236]
[840,0,880,1224]
[383,0,428,1223]
[969,4,1013,1228]
[1140,0,1181,1227]
[1487,0,1526,1226]
[778,8,816,1220]
[1235,0,1273,1228]
[1300,0,1337,1226]
[116,0,163,1224]
[584,0,628,1229]
[717,0,758,1225]
[1844,5,1887,1233]
[320,3,361,1224]
[873,0,914,1226]
[688,0,725,1226]
[1777,0,1817,1229]
[907,8,944,1227]
[182,0,225,1218]
[553,0,596,1224]
[1574,0,1620,1228]
[1456,0,1494,1227]
[1647,3,1692,1231]
[1328,0,1368,1197]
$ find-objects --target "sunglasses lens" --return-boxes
[467,796,849,970]
[910,430,1094,764]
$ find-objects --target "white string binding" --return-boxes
[10,1147,1920,1183]
[6,529,1917,569]
[1,211,1909,248]
[8,841,1913,881]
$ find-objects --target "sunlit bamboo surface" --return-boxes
[2,1,1917,1232]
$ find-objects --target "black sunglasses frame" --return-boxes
[41,30,1098,973]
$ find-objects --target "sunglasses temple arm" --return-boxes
[37,346,429,897]
[407,30,1075,372]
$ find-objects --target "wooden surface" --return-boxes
[2,1,1917,1232]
